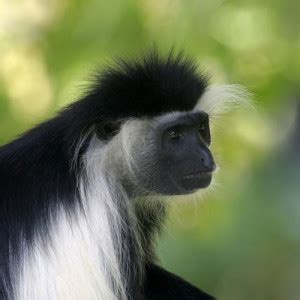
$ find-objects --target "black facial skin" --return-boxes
[149,111,216,195]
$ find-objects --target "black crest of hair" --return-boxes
[87,50,208,120]
[0,50,213,299]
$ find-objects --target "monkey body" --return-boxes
[0,51,246,299]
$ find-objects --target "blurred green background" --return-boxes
[0,0,299,299]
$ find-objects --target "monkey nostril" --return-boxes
[200,155,216,172]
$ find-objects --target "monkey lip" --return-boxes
[180,171,213,191]
[182,171,213,179]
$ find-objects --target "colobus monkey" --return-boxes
[0,50,247,299]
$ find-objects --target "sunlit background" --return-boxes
[0,1,299,299]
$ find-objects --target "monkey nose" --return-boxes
[200,152,216,172]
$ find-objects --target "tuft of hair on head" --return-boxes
[87,49,209,120]
[197,84,253,118]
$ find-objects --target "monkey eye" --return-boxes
[168,127,184,140]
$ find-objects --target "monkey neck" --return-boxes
[82,163,148,298]
[105,169,168,292]
[133,197,168,262]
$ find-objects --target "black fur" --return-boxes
[0,50,212,299]
[144,264,215,300]
[89,50,208,120]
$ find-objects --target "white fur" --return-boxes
[119,119,155,185]
[11,134,137,300]
[197,84,252,117]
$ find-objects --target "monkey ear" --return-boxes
[196,84,252,118]
[95,119,123,140]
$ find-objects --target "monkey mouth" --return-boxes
[182,171,213,179]
[180,171,213,191]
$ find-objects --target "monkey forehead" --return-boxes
[117,83,250,133]
[120,109,207,133]
[152,110,208,128]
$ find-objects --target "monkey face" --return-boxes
[129,111,216,196]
